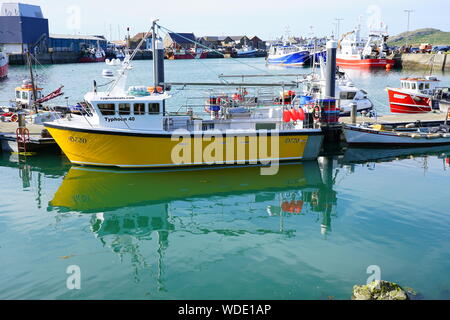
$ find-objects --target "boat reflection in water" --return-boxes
[48,162,337,284]
[342,145,450,165]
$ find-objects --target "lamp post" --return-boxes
[404,9,414,48]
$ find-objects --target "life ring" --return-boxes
[313,105,321,120]
[10,114,18,122]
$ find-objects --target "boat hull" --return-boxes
[267,51,310,66]
[387,88,432,113]
[0,54,8,79]
[79,56,106,63]
[236,51,257,58]
[344,125,450,147]
[168,52,208,60]
[44,123,324,168]
[336,57,394,69]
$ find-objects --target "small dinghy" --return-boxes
[344,118,450,147]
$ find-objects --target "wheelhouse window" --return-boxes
[22,91,28,100]
[425,83,430,90]
[411,83,416,90]
[134,103,146,115]
[16,91,21,99]
[419,83,424,90]
[148,103,160,114]
[340,91,357,100]
[98,103,116,116]
[118,103,131,115]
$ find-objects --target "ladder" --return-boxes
[15,127,30,154]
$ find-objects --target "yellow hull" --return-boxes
[45,124,323,168]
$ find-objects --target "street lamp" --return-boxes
[404,9,414,48]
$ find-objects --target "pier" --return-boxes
[0,122,58,153]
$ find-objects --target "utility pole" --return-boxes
[404,9,414,48]
[335,18,343,39]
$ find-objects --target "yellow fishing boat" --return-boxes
[44,21,324,169]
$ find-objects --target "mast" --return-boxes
[152,20,159,89]
[152,20,165,90]
[27,51,38,112]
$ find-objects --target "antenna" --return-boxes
[335,18,344,39]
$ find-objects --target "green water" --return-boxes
[1,58,450,299]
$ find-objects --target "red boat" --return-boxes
[79,48,106,63]
[337,24,394,70]
[336,57,394,69]
[386,77,442,113]
[0,51,8,79]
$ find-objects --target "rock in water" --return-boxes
[352,280,409,300]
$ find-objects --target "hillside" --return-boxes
[388,28,450,46]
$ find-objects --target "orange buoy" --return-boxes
[386,64,392,71]
[283,110,292,123]
[290,108,299,121]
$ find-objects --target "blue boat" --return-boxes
[310,49,327,63]
[267,44,310,65]
[235,45,258,58]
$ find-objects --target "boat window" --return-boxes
[98,103,116,116]
[419,83,424,90]
[340,91,357,100]
[118,103,131,115]
[134,103,146,115]
[22,91,28,100]
[425,83,430,89]
[16,91,20,99]
[148,103,160,114]
[411,83,416,90]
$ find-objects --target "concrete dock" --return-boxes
[0,122,58,153]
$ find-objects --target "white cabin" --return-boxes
[399,76,440,96]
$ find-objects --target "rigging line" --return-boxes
[157,24,295,83]
[158,28,228,85]
[107,26,154,95]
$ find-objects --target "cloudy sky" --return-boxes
[3,0,449,40]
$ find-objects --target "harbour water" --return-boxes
[1,58,450,299]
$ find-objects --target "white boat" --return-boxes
[344,122,450,147]
[301,59,373,116]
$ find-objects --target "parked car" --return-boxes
[432,45,450,53]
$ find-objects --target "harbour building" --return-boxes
[0,2,107,56]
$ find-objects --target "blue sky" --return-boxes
[5,0,450,40]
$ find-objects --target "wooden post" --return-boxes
[350,103,357,124]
